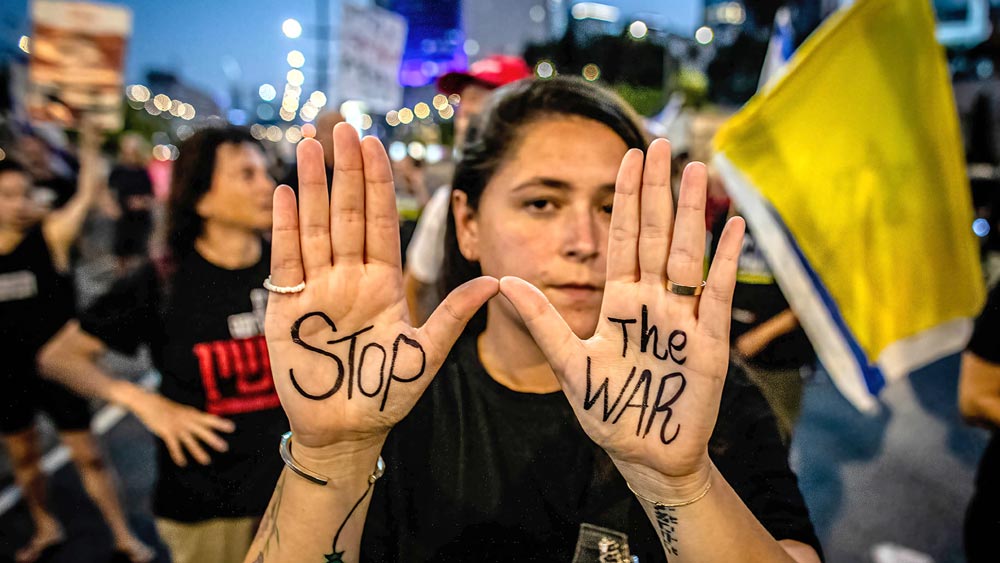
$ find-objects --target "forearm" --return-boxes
[627,465,816,563]
[959,352,1000,427]
[961,395,1000,428]
[39,321,127,404]
[737,309,798,358]
[44,141,104,246]
[244,440,384,563]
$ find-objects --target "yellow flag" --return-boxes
[713,0,985,411]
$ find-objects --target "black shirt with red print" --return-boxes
[79,244,288,522]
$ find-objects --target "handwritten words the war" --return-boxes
[586,305,688,444]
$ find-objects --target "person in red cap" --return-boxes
[403,55,531,324]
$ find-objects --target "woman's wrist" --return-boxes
[107,379,145,410]
[615,457,714,506]
[284,434,386,484]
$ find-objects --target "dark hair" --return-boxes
[0,159,28,177]
[164,126,259,261]
[441,77,648,331]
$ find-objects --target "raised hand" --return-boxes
[500,139,745,498]
[264,123,498,453]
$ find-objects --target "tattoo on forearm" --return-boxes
[654,505,680,558]
[289,312,426,411]
[252,473,286,562]
[584,305,687,444]
[323,478,376,563]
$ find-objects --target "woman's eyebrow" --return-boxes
[511,177,573,192]
[511,178,617,195]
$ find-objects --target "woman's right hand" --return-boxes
[264,123,497,457]
[122,386,235,467]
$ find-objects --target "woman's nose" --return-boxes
[563,208,599,261]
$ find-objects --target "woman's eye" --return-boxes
[601,203,613,215]
[525,199,555,212]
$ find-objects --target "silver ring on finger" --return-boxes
[263,276,306,294]
[666,279,706,296]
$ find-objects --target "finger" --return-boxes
[667,162,708,288]
[270,186,304,288]
[200,413,236,433]
[418,276,499,364]
[331,122,366,264]
[698,217,745,343]
[190,424,229,453]
[606,149,645,283]
[498,276,581,375]
[361,136,402,268]
[296,139,332,276]
[163,436,186,467]
[179,433,212,465]
[638,139,673,284]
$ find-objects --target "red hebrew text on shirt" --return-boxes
[192,335,280,415]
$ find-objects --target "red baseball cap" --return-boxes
[437,55,532,95]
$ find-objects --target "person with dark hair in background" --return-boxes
[0,126,153,563]
[109,133,156,275]
[403,55,531,324]
[16,133,77,213]
[959,282,1000,562]
[40,126,288,563]
[242,78,820,563]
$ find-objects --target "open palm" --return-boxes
[501,139,745,494]
[264,123,497,451]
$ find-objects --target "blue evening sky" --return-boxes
[3,0,702,100]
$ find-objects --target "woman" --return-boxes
[1,126,152,563]
[246,78,822,562]
[40,126,288,563]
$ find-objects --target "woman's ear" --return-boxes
[452,189,480,262]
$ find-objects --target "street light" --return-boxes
[695,26,714,45]
[259,83,277,101]
[287,50,305,68]
[282,18,302,39]
[629,20,648,39]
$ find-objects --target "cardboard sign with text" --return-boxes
[28,1,132,130]
[337,4,407,113]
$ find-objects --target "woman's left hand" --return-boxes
[501,139,745,500]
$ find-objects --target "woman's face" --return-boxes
[454,116,629,338]
[0,170,32,229]
[196,142,275,232]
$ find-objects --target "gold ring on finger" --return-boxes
[666,279,706,296]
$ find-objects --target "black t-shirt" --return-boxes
[730,230,816,370]
[361,335,822,562]
[968,284,1000,494]
[0,227,75,371]
[78,246,289,521]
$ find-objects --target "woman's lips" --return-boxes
[549,284,603,301]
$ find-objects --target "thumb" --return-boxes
[498,276,580,371]
[417,276,499,364]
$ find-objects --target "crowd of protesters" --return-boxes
[0,44,995,563]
